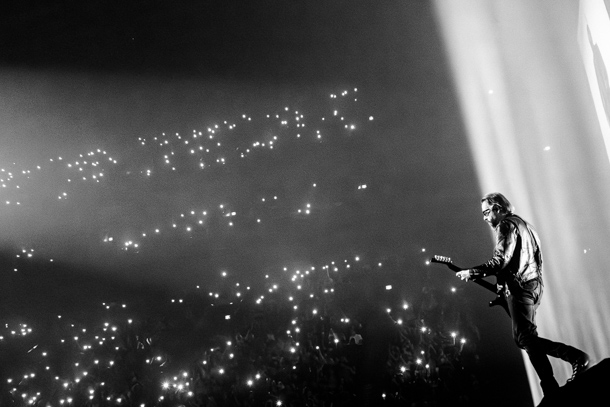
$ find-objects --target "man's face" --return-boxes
[481,201,503,228]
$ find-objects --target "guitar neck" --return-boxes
[430,255,508,317]
[431,256,498,295]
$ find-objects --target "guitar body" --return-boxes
[430,255,510,317]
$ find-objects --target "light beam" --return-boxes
[434,0,610,403]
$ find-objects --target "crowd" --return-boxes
[1,262,486,407]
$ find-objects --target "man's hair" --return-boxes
[481,192,514,214]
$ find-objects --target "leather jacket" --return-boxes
[470,214,543,287]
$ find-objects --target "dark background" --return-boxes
[0,1,532,405]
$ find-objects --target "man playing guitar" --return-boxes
[455,192,590,396]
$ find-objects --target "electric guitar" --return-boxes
[430,255,510,317]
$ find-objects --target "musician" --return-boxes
[456,192,590,395]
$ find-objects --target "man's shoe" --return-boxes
[566,352,590,383]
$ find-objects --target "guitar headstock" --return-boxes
[430,255,452,265]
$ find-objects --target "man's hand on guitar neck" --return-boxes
[430,255,484,282]
[456,269,474,281]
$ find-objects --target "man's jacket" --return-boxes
[471,213,543,287]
